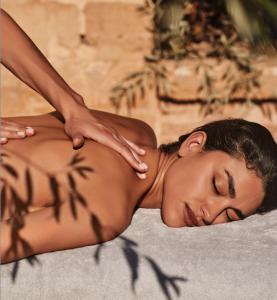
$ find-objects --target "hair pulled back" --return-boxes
[159,119,277,213]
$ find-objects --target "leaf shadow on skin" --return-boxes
[1,151,93,282]
[1,150,187,300]
[1,152,43,282]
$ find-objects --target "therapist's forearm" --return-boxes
[0,9,84,119]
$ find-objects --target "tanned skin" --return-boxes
[0,110,264,264]
[0,109,160,264]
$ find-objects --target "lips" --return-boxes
[184,203,199,227]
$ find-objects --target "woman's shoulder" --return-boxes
[90,109,158,149]
[3,109,158,148]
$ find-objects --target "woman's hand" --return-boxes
[0,119,35,144]
[64,106,148,179]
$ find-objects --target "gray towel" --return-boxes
[1,208,277,300]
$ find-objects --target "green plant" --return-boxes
[110,59,170,113]
[110,0,276,116]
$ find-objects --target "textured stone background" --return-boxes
[1,0,277,144]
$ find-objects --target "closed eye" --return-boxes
[212,176,220,195]
[212,177,237,222]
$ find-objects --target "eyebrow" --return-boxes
[224,169,246,220]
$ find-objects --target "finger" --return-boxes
[119,137,148,173]
[108,135,147,173]
[0,127,35,138]
[25,127,35,136]
[0,130,26,139]
[72,134,85,149]
[121,137,146,156]
[1,124,27,132]
[0,137,8,144]
[136,172,147,180]
[116,136,148,179]
[116,134,141,162]
[1,120,27,129]
[0,120,35,136]
[119,142,148,180]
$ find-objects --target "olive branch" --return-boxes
[110,0,276,117]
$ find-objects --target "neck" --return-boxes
[138,148,178,209]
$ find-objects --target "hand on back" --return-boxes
[0,119,35,144]
[0,107,148,179]
[63,106,148,179]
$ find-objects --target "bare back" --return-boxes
[1,110,157,220]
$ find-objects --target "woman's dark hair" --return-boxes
[159,118,277,214]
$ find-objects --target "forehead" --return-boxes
[206,151,264,211]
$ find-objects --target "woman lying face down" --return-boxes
[158,119,277,227]
[0,111,276,263]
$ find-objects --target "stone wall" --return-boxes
[1,0,277,143]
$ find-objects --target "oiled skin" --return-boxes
[0,110,158,263]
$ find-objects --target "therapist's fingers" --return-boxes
[121,136,146,156]
[67,126,147,177]
[0,129,27,139]
[0,119,35,140]
[63,112,148,176]
[1,119,24,126]
[97,129,148,176]
[107,131,148,176]
[115,134,141,162]
[72,134,85,149]
[25,127,35,136]
[0,137,8,144]
[0,127,35,140]
[1,119,24,131]
[88,128,148,177]
[119,137,148,179]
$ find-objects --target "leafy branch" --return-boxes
[110,60,172,113]
[110,0,276,116]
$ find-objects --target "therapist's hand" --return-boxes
[64,106,148,179]
[0,119,35,144]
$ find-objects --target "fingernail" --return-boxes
[137,173,147,180]
[140,162,148,171]
[17,131,26,137]
[0,137,7,143]
[140,148,146,154]
[26,127,34,134]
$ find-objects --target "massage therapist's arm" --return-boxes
[0,9,148,178]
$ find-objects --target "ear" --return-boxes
[178,131,207,157]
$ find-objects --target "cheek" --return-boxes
[164,160,211,207]
[164,164,187,198]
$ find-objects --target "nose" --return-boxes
[201,197,231,225]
